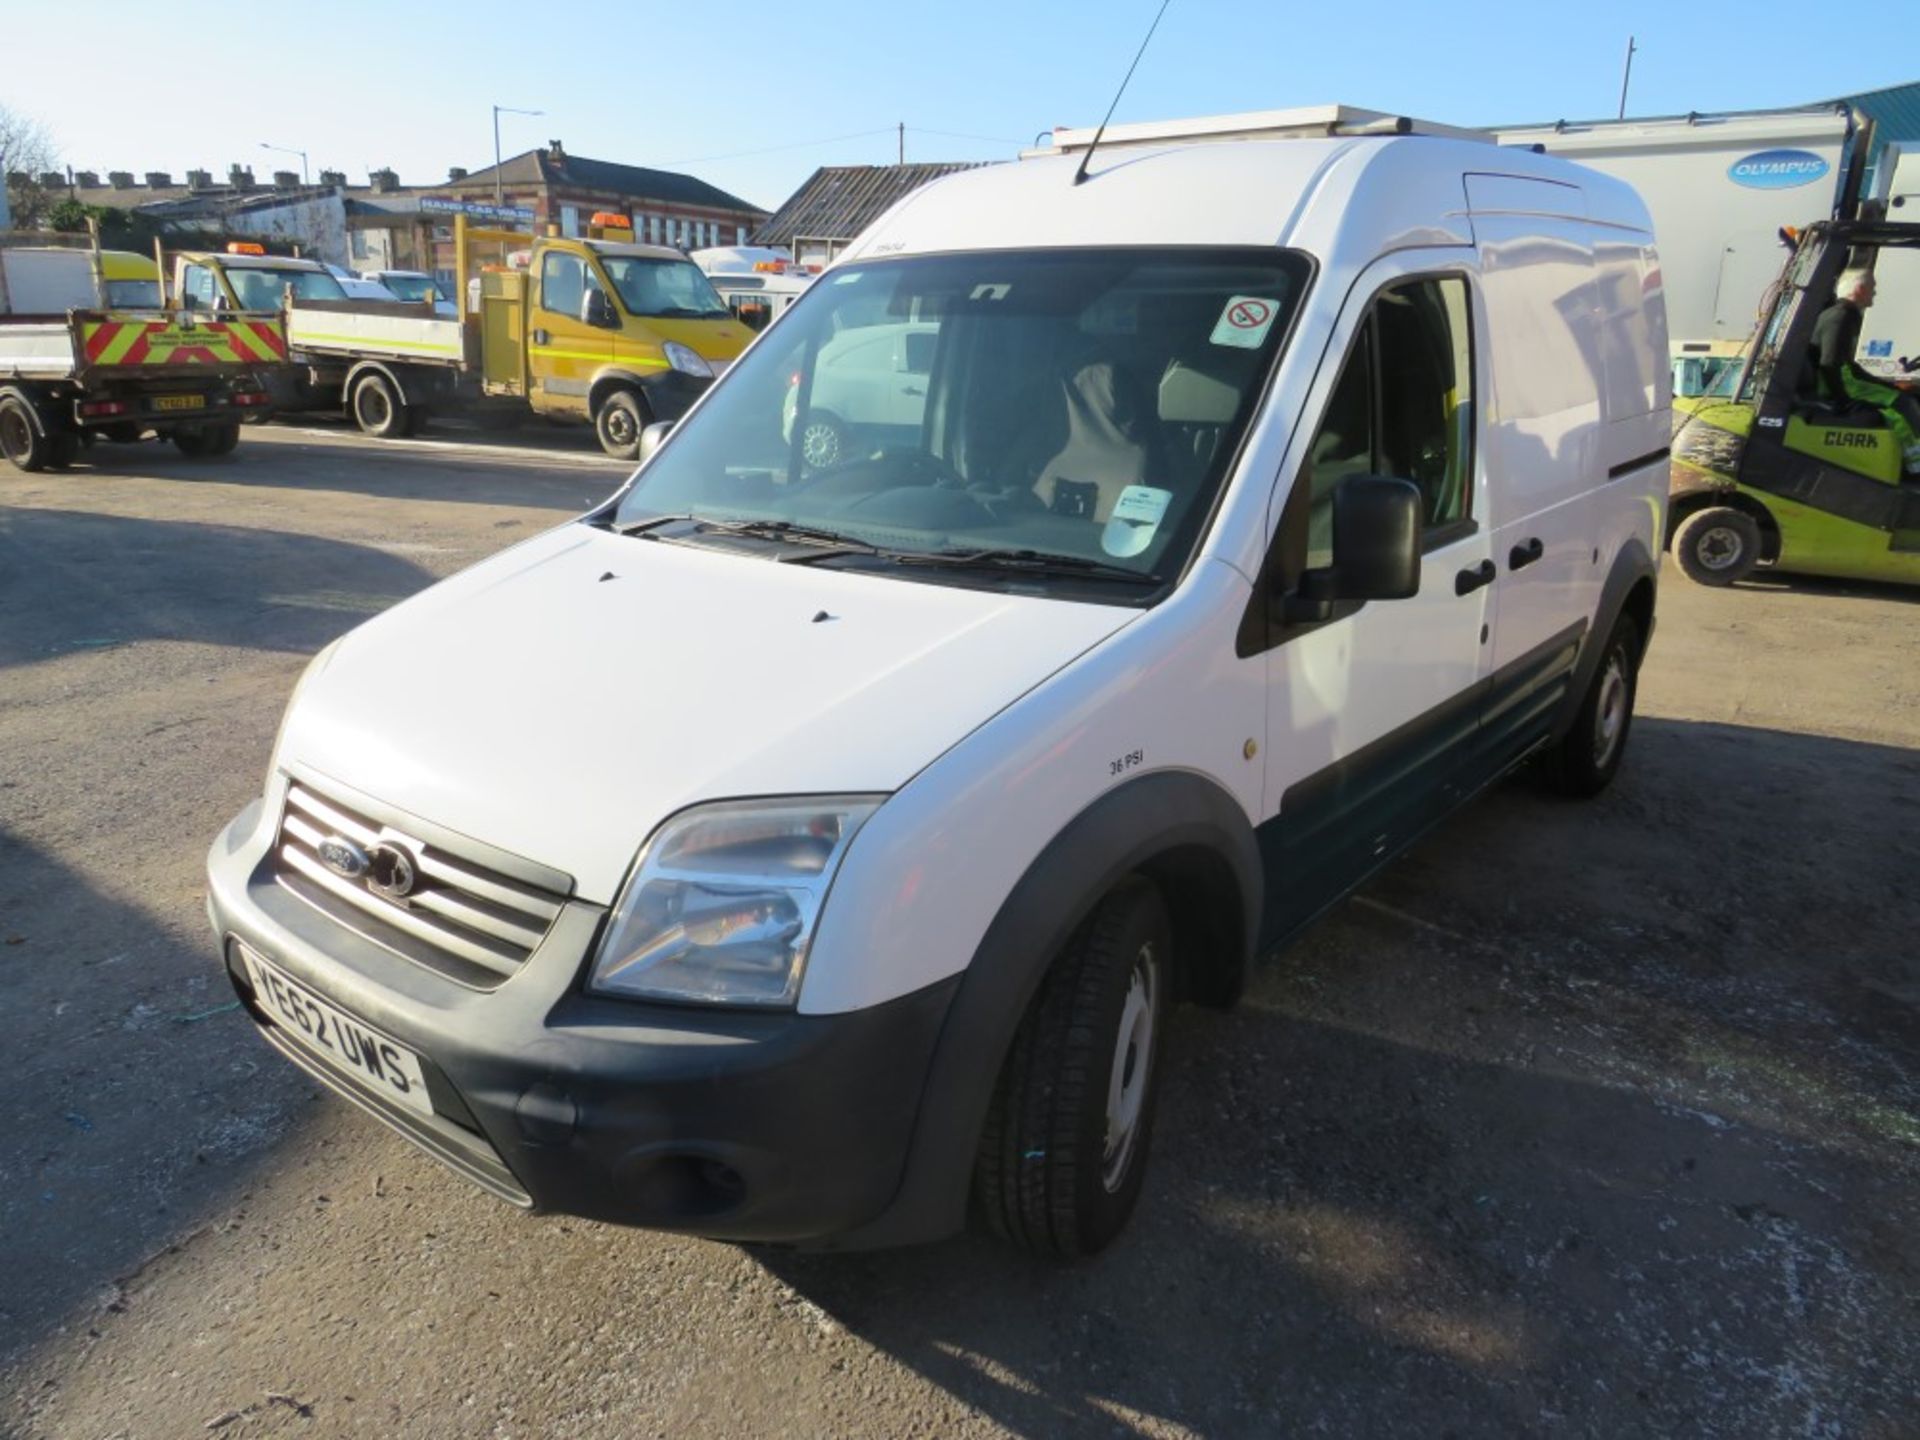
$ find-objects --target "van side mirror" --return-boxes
[638,420,674,465]
[1284,474,1422,623]
[583,288,619,329]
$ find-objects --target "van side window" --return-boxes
[1303,276,1474,563]
[541,253,584,319]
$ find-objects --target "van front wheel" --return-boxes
[973,877,1171,1259]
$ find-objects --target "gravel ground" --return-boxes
[1,423,1915,1439]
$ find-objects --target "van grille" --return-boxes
[272,781,563,988]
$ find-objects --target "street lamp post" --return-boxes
[259,141,309,184]
[492,104,544,208]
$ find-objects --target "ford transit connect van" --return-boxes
[207,109,1670,1258]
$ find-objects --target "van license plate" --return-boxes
[240,947,433,1117]
[153,395,205,412]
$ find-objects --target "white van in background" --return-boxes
[207,106,1669,1258]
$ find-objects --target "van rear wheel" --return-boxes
[973,877,1170,1259]
[1548,614,1641,798]
[1673,505,1761,586]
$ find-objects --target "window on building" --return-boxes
[561,204,580,238]
[736,225,747,246]
[1300,275,1475,567]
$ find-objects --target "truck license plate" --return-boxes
[153,394,205,412]
[239,945,433,1117]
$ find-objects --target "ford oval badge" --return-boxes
[317,836,370,879]
[1728,149,1830,190]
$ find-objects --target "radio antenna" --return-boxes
[1073,0,1175,186]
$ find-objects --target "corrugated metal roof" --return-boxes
[1840,81,1920,142]
[753,164,983,247]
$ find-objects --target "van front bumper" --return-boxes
[207,797,956,1244]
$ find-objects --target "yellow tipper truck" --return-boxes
[1,240,282,470]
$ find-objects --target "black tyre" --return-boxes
[594,390,646,460]
[350,372,409,439]
[974,877,1171,1259]
[172,426,227,458]
[1547,614,1642,798]
[1,395,50,472]
[1672,505,1762,586]
[797,410,848,470]
[206,423,241,456]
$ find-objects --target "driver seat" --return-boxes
[1031,359,1158,522]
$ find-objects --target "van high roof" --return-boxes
[840,130,1650,266]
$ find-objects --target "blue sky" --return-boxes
[5,0,1910,211]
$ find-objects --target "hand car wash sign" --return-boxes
[1728,149,1831,189]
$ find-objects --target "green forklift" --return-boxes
[1669,219,1920,587]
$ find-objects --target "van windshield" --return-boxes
[613,247,1309,597]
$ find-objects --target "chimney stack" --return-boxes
[546,138,566,164]
[108,170,135,189]
[73,170,100,188]
[447,166,468,182]
[145,171,173,188]
[39,170,65,188]
[318,168,346,186]
[369,167,400,193]
[227,164,255,189]
[272,170,299,190]
[186,168,213,190]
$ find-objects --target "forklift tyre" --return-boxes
[350,373,410,440]
[1673,506,1762,586]
[1,395,51,473]
[594,390,647,461]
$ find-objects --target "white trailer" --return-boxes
[1491,106,1867,393]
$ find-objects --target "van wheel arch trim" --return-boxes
[823,769,1258,1250]
[1550,538,1656,747]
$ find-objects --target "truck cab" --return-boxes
[478,214,755,456]
[175,244,348,313]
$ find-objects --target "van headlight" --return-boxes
[663,341,712,378]
[590,797,881,1008]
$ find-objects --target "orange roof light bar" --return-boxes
[590,212,632,229]
[227,241,267,255]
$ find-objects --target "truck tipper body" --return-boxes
[1,242,282,471]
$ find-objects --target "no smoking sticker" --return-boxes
[1210,295,1278,349]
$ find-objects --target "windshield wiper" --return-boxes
[688,517,882,554]
[894,548,1161,586]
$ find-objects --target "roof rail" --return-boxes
[1026,104,1490,158]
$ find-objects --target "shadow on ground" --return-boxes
[0,827,316,1367]
[0,507,438,670]
[762,717,1920,1438]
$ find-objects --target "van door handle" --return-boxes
[1455,560,1496,596]
[1508,537,1544,570]
[531,328,550,346]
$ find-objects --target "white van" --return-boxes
[206,109,1670,1258]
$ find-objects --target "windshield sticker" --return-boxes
[1102,485,1174,558]
[1210,295,1279,349]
